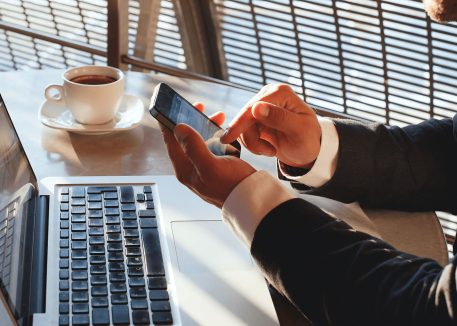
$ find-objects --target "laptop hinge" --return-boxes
[30,195,49,314]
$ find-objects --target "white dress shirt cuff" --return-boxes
[222,170,296,247]
[279,117,339,188]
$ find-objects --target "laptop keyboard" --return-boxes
[58,185,173,325]
[0,200,18,289]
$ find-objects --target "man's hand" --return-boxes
[160,120,256,209]
[221,84,321,169]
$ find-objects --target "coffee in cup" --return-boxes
[45,66,125,125]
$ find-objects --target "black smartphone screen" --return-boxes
[150,83,240,157]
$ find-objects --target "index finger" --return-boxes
[220,106,255,144]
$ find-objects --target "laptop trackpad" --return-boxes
[171,221,254,274]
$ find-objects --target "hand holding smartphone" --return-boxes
[149,83,241,157]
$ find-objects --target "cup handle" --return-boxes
[44,84,64,102]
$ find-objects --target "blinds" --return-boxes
[215,0,457,126]
[0,0,185,71]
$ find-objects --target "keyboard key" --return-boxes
[60,212,69,220]
[90,255,106,265]
[71,250,87,260]
[90,245,105,255]
[91,286,108,297]
[136,193,145,202]
[59,303,69,314]
[104,200,119,208]
[72,315,90,326]
[89,218,103,227]
[106,216,120,225]
[60,203,69,212]
[105,208,120,216]
[124,229,139,238]
[130,287,147,299]
[59,270,69,280]
[60,259,69,269]
[122,220,138,229]
[72,303,89,314]
[149,300,171,312]
[127,257,142,266]
[72,281,88,291]
[72,215,87,223]
[141,228,165,276]
[87,186,117,194]
[89,236,105,245]
[106,225,121,233]
[89,210,103,218]
[60,249,69,259]
[61,187,69,195]
[59,315,69,326]
[92,296,109,308]
[120,186,135,203]
[121,204,136,212]
[145,193,153,201]
[71,198,86,206]
[59,291,69,302]
[60,230,69,239]
[72,241,87,250]
[149,290,169,301]
[107,243,123,252]
[126,247,141,257]
[129,277,145,288]
[138,209,155,218]
[108,262,124,272]
[110,283,127,293]
[59,281,69,291]
[146,201,154,210]
[107,233,122,242]
[72,260,88,270]
[71,270,88,281]
[143,186,152,193]
[132,310,150,325]
[89,227,104,236]
[140,218,157,229]
[148,277,167,290]
[72,291,89,303]
[71,187,85,198]
[89,202,103,210]
[91,275,107,285]
[111,305,130,325]
[121,212,137,220]
[131,299,148,310]
[111,293,128,304]
[125,238,140,247]
[90,265,106,275]
[72,223,86,232]
[87,194,102,202]
[152,312,173,325]
[110,272,126,283]
[60,221,69,229]
[103,191,118,200]
[128,266,144,277]
[71,232,86,241]
[71,206,86,214]
[108,252,124,262]
[92,308,110,325]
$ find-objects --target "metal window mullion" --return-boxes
[249,0,266,87]
[289,0,306,98]
[331,0,348,114]
[377,0,390,125]
[0,9,17,70]
[22,0,42,69]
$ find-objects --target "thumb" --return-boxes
[252,101,305,134]
[174,124,215,173]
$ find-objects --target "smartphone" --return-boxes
[149,83,241,157]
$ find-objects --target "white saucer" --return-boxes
[39,94,144,135]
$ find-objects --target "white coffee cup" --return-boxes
[45,65,125,125]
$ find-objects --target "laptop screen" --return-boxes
[0,95,38,321]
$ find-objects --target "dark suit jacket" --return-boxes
[251,116,457,325]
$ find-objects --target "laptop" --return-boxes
[0,94,279,326]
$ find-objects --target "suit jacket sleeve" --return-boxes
[251,198,457,325]
[307,116,457,213]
